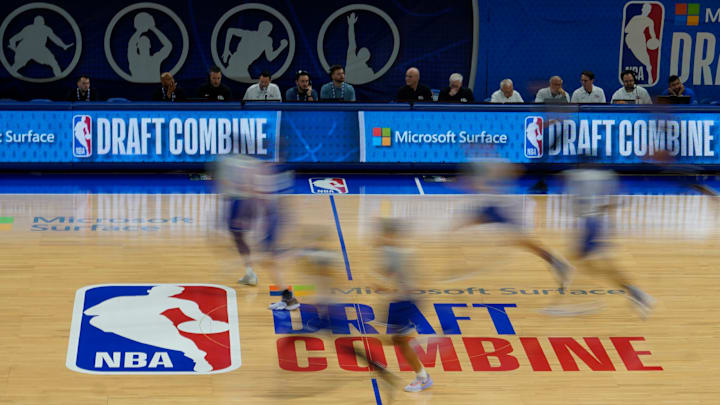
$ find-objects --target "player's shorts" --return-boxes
[258,199,280,251]
[386,299,419,335]
[475,205,517,227]
[579,216,605,257]
[227,198,257,232]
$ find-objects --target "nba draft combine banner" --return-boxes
[360,110,720,164]
[67,284,241,374]
[4,105,720,166]
[0,109,279,162]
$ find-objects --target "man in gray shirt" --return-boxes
[611,70,652,104]
[535,76,569,103]
[243,71,282,101]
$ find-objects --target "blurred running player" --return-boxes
[370,218,433,393]
[215,154,298,310]
[564,163,655,317]
[455,159,573,288]
[284,219,432,394]
[293,225,344,330]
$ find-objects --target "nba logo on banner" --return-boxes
[619,1,665,87]
[309,178,348,194]
[67,284,241,374]
[72,115,92,158]
[524,116,543,158]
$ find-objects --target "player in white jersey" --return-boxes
[282,220,431,394]
[371,218,433,392]
[564,165,655,317]
[456,159,573,289]
[215,154,298,310]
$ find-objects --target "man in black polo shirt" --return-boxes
[438,73,474,103]
[197,66,232,101]
[396,67,433,102]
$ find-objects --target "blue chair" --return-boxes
[107,97,130,102]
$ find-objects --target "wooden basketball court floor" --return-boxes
[1,191,719,404]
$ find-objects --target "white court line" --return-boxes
[414,177,425,195]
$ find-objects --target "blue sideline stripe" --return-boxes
[329,195,352,280]
[372,378,383,405]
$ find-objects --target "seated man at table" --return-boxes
[285,70,318,102]
[490,78,524,103]
[243,71,282,101]
[396,67,433,102]
[320,65,356,101]
[534,76,569,103]
[611,70,651,104]
[438,73,474,103]
[65,74,100,102]
[152,72,186,102]
[661,75,696,104]
[197,66,232,101]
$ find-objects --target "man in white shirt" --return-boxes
[490,78,523,103]
[611,70,652,104]
[571,71,606,103]
[535,76,569,103]
[243,71,282,101]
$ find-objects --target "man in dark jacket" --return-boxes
[438,73,474,103]
[65,75,101,102]
[197,66,232,101]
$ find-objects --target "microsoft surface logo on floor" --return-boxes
[0,217,13,231]
[372,127,391,146]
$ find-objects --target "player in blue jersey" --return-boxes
[455,159,574,289]
[215,154,298,310]
[564,164,655,317]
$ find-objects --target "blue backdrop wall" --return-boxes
[1,1,719,102]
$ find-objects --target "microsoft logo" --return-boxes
[269,285,315,297]
[675,3,700,25]
[372,127,391,147]
[0,217,14,231]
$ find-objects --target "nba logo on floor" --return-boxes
[66,284,241,374]
[524,116,543,158]
[619,1,664,86]
[309,178,348,194]
[72,115,92,158]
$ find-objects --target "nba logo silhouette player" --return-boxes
[524,116,543,158]
[619,2,664,86]
[67,284,241,374]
